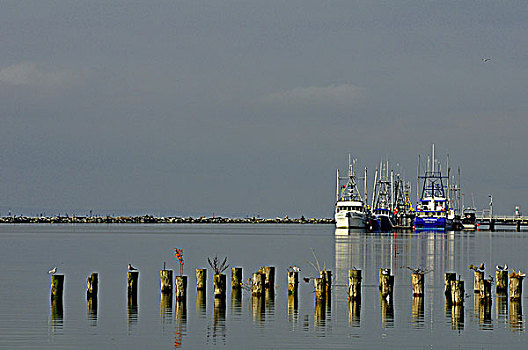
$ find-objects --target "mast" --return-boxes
[371,168,378,208]
[416,154,420,204]
[364,167,368,205]
[390,169,394,211]
[446,153,450,204]
[336,169,340,202]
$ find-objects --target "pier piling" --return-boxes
[473,270,484,293]
[160,269,173,294]
[174,275,187,301]
[287,271,298,295]
[214,273,226,299]
[314,277,325,300]
[445,273,456,301]
[86,273,98,298]
[412,272,424,296]
[258,266,275,290]
[496,270,508,294]
[451,280,464,305]
[196,268,207,291]
[127,271,139,298]
[509,274,524,300]
[51,274,64,300]
[252,273,265,297]
[348,269,362,301]
[231,267,242,289]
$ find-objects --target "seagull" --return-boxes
[128,264,137,271]
[406,266,424,274]
[496,264,508,271]
[478,263,485,272]
[381,268,390,275]
[48,267,57,275]
[303,277,311,283]
[288,265,301,272]
[468,264,478,272]
[482,58,491,62]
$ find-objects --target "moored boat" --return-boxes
[335,157,368,230]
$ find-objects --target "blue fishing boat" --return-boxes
[414,145,454,231]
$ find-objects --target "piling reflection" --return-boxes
[265,288,275,321]
[230,287,242,318]
[87,296,98,326]
[314,298,326,329]
[127,294,138,329]
[251,295,265,325]
[208,298,225,345]
[196,290,206,319]
[380,295,394,328]
[411,296,424,328]
[287,293,298,327]
[348,299,361,327]
[509,300,524,331]
[174,300,187,348]
[496,294,508,323]
[160,292,173,325]
[476,297,492,330]
[451,304,464,331]
[49,297,64,332]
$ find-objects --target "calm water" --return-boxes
[1,224,527,349]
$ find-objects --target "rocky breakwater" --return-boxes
[0,215,334,224]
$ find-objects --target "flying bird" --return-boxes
[482,58,491,62]
[128,264,137,271]
[48,267,57,275]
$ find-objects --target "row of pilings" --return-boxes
[49,265,524,328]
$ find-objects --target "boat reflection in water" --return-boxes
[335,229,476,331]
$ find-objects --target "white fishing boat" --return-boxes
[335,156,368,230]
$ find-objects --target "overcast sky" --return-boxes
[1,1,527,217]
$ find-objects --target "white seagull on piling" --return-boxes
[288,265,301,272]
[128,263,137,271]
[48,267,57,275]
[496,264,508,271]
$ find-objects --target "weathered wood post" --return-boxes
[314,277,325,300]
[174,275,187,301]
[214,273,226,299]
[348,269,362,301]
[288,271,299,295]
[321,270,332,296]
[127,271,139,299]
[516,221,521,232]
[196,268,207,291]
[379,273,394,300]
[473,270,484,293]
[451,280,465,305]
[252,272,265,297]
[496,270,508,294]
[412,272,424,296]
[444,272,456,302]
[379,268,391,290]
[258,266,275,290]
[509,273,524,300]
[479,278,492,300]
[51,274,65,300]
[231,267,242,289]
[86,273,98,298]
[160,269,173,294]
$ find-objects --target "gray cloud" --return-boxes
[0,62,82,88]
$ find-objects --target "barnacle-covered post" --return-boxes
[231,267,242,289]
[509,271,524,301]
[127,271,139,300]
[86,272,98,298]
[252,272,265,296]
[451,279,464,305]
[444,272,456,301]
[314,276,325,300]
[51,274,65,300]
[473,270,484,293]
[379,269,393,300]
[379,268,391,290]
[479,278,492,300]
[160,269,173,294]
[258,266,275,290]
[196,268,207,291]
[175,275,187,301]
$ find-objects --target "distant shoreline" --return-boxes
[0,215,334,224]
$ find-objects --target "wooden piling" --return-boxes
[412,272,424,296]
[231,267,242,289]
[86,273,98,298]
[196,268,207,291]
[314,277,325,300]
[348,269,362,301]
[258,266,275,289]
[322,270,332,294]
[496,270,508,294]
[444,272,456,300]
[127,271,139,297]
[489,220,495,231]
[287,271,298,295]
[174,275,187,301]
[450,280,464,305]
[479,278,492,300]
[214,273,226,298]
[160,269,173,294]
[473,270,484,292]
[509,274,524,300]
[516,221,521,232]
[252,272,265,297]
[379,268,391,290]
[51,274,64,300]
[379,273,393,299]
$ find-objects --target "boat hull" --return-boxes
[335,212,367,229]
[414,215,452,231]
